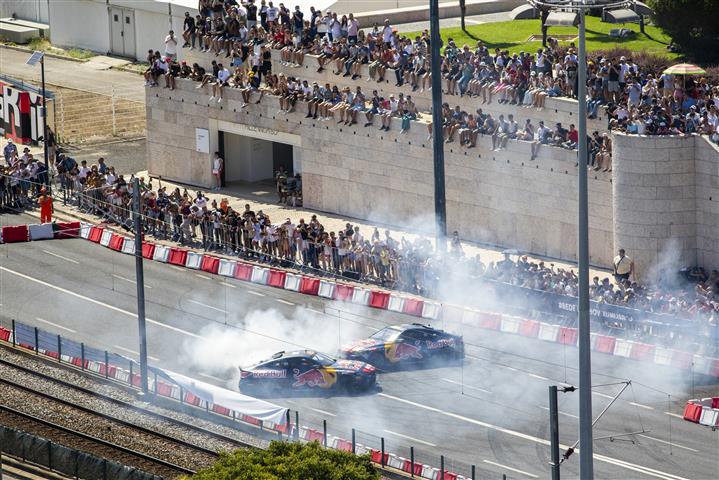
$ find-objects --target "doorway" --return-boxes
[110,7,136,58]
[222,132,294,185]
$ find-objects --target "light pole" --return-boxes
[132,177,149,394]
[25,51,49,185]
[429,0,447,251]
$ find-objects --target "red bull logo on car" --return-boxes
[292,367,337,388]
[385,342,423,362]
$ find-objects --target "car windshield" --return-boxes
[312,352,336,366]
[370,327,402,342]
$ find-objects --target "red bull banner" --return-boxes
[0,80,46,145]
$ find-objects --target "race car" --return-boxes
[341,323,464,369]
[239,350,376,395]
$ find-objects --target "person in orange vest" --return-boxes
[38,187,53,224]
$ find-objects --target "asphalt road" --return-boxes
[1,211,717,479]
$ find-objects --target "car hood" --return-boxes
[331,359,373,373]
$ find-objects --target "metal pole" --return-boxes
[132,177,149,394]
[549,386,560,480]
[40,56,49,185]
[576,6,594,479]
[352,428,356,454]
[429,0,447,251]
[410,446,414,477]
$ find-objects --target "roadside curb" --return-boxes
[0,44,89,63]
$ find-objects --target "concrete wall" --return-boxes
[49,0,110,54]
[613,133,719,278]
[0,0,49,24]
[146,78,614,267]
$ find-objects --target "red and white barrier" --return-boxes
[234,263,253,281]
[500,316,521,334]
[142,242,156,259]
[99,230,112,247]
[613,339,633,358]
[251,266,269,285]
[1,224,29,243]
[121,238,135,255]
[218,259,237,277]
[538,323,560,343]
[300,276,320,296]
[153,244,170,262]
[333,284,354,301]
[284,272,301,291]
[80,223,92,239]
[267,269,286,288]
[421,301,441,320]
[28,223,55,240]
[201,256,220,274]
[186,251,203,269]
[403,298,424,317]
[351,287,370,305]
[318,280,335,299]
[387,294,405,312]
[369,291,390,309]
[108,233,125,251]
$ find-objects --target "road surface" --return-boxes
[1,212,716,479]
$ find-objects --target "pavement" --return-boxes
[1,210,717,480]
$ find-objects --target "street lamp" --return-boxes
[525,1,642,478]
[25,50,49,186]
[429,0,447,252]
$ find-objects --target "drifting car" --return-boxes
[341,323,464,369]
[239,350,376,395]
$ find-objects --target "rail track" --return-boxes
[0,357,256,478]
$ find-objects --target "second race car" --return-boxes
[239,350,376,395]
[341,323,464,369]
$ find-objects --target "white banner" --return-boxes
[159,368,288,425]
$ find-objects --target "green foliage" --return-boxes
[190,441,380,480]
[407,17,676,59]
[649,0,719,64]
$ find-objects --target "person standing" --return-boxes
[212,152,224,190]
[38,186,53,223]
[164,30,178,61]
[613,248,634,282]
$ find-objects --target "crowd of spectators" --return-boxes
[147,0,719,148]
[1,139,50,211]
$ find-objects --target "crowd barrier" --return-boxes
[0,319,470,479]
[71,222,719,380]
[683,398,719,429]
[0,222,81,244]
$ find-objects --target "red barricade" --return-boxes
[168,248,188,266]
[712,397,719,409]
[403,298,424,316]
[300,276,321,296]
[335,439,352,452]
[370,450,389,465]
[88,226,103,243]
[242,415,261,426]
[156,383,173,397]
[1,225,29,243]
[234,263,253,281]
[306,429,324,442]
[267,269,286,288]
[630,343,655,361]
[54,221,81,239]
[683,402,702,422]
[444,473,458,480]
[0,327,10,342]
[519,319,540,338]
[108,233,125,251]
[594,335,616,354]
[479,313,502,330]
[142,242,156,259]
[369,291,390,309]
[131,374,142,387]
[559,327,578,345]
[184,392,202,406]
[404,460,423,476]
[333,284,354,301]
[201,256,220,274]
[212,405,231,416]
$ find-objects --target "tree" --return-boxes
[189,441,380,480]
[649,0,719,64]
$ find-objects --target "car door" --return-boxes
[290,357,323,389]
[394,329,425,364]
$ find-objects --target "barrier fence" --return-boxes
[0,425,162,480]
[683,397,719,429]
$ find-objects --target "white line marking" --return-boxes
[637,434,699,453]
[168,265,184,271]
[528,373,549,380]
[592,391,615,400]
[219,282,236,288]
[247,290,265,297]
[276,299,294,306]
[540,406,579,419]
[482,460,538,478]
[42,249,79,264]
[286,400,297,405]
[113,345,160,362]
[112,274,152,289]
[195,274,212,280]
[664,412,684,419]
[503,365,519,372]
[383,429,436,447]
[199,372,225,382]
[0,266,203,340]
[307,308,323,314]
[630,402,655,410]
[187,299,227,314]
[35,317,76,333]
[441,378,492,394]
[310,407,337,417]
[377,393,689,480]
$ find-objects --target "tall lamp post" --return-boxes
[25,51,49,185]
[526,1,641,477]
[429,0,447,251]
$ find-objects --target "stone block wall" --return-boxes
[146,78,614,267]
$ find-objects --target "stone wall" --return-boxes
[146,78,614,267]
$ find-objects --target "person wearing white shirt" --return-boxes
[164,30,178,60]
[329,13,341,41]
[211,64,231,102]
[382,19,393,45]
[266,2,278,26]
